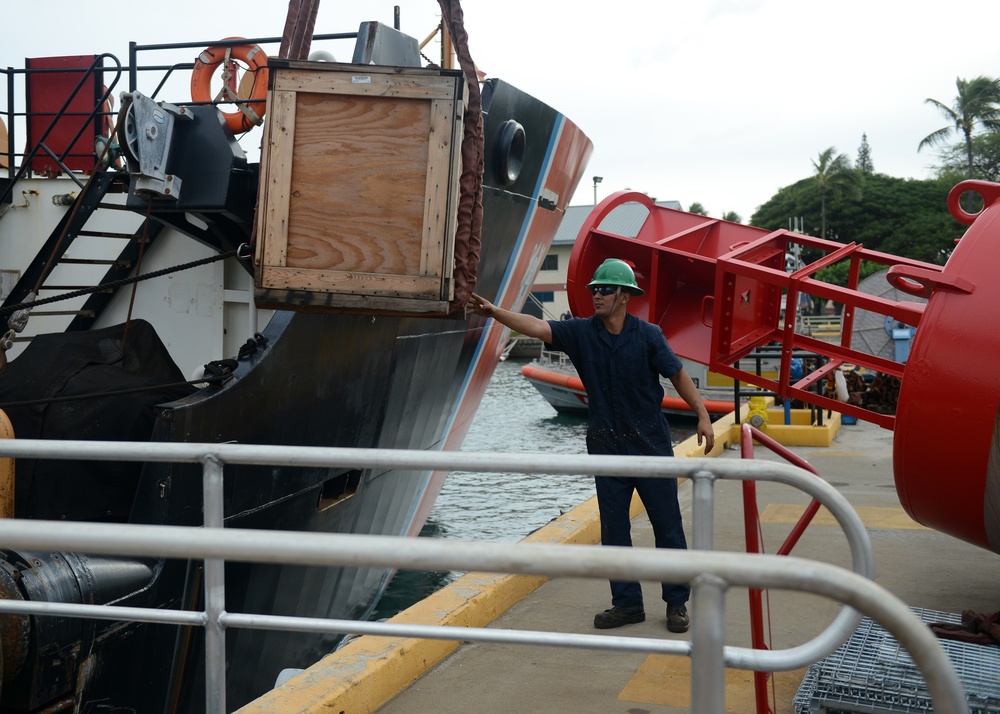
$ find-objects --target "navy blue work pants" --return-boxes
[594,474,690,608]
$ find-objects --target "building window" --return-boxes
[541,254,558,271]
[532,292,554,303]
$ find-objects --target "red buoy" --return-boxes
[566,184,1000,553]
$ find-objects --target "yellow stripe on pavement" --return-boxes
[619,654,806,712]
[760,503,929,530]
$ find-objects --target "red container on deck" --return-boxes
[25,55,105,175]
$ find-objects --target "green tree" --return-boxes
[937,131,1000,183]
[814,259,884,290]
[687,202,708,216]
[812,147,862,241]
[751,173,965,270]
[856,133,874,175]
[918,75,1000,179]
[722,210,742,223]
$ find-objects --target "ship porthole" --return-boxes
[495,120,525,185]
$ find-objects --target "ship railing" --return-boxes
[0,32,360,184]
[123,33,359,101]
[0,439,968,714]
[536,346,574,371]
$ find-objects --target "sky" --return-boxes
[5,0,999,222]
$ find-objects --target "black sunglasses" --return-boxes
[590,285,619,296]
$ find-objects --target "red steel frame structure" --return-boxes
[565,190,955,430]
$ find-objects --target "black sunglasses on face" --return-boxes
[590,285,619,296]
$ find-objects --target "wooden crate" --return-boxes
[254,59,466,314]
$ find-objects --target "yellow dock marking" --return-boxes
[618,504,925,710]
[620,654,806,712]
[760,503,929,530]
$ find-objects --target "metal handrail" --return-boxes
[2,33,362,182]
[0,53,122,203]
[125,33,359,97]
[0,439,967,714]
[799,313,843,330]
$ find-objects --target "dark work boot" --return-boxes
[667,603,689,633]
[594,603,645,629]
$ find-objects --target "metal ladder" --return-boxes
[0,170,165,336]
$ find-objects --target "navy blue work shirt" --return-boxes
[547,314,683,457]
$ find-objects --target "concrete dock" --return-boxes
[242,417,1000,713]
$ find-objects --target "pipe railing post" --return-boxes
[691,573,728,714]
[691,470,715,551]
[202,454,227,714]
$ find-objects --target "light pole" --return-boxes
[592,176,603,204]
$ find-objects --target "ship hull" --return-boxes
[0,62,591,712]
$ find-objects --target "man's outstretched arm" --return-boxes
[467,293,553,344]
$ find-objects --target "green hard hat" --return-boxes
[586,258,644,295]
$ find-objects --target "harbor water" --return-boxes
[373,357,694,619]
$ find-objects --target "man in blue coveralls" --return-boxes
[468,258,714,633]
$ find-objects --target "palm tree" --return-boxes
[919,75,1000,179]
[811,147,861,241]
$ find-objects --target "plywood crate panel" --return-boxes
[254,59,466,314]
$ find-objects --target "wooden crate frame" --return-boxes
[254,60,466,314]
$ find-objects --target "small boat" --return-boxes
[521,349,743,417]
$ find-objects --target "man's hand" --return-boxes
[669,368,717,455]
[467,293,496,318]
[695,414,716,455]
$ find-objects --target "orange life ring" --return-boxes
[190,37,268,134]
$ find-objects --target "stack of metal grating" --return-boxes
[794,607,1000,713]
